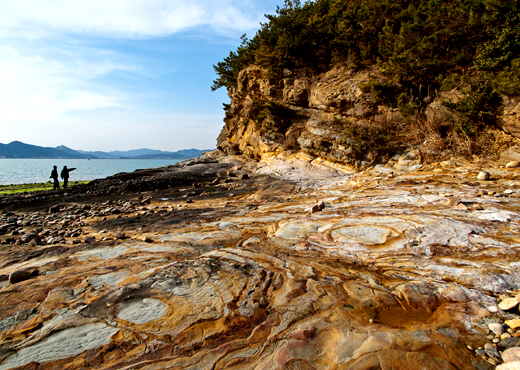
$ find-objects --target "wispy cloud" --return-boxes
[0,45,129,123]
[0,0,278,150]
[0,0,267,38]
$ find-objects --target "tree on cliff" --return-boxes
[212,0,520,98]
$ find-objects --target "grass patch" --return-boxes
[0,181,89,195]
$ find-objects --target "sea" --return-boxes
[0,158,184,185]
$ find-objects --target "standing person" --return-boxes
[50,165,60,190]
[60,166,76,189]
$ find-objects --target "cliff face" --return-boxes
[217,65,520,168]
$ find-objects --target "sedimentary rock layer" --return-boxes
[1,153,520,369]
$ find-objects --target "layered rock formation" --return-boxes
[1,152,520,369]
[217,65,520,169]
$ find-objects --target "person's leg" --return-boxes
[63,178,68,188]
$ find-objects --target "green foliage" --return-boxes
[490,58,520,96]
[255,99,294,133]
[334,117,404,159]
[211,35,255,91]
[443,83,503,136]
[359,78,401,106]
[397,93,419,120]
[437,73,462,92]
[213,0,519,96]
[0,181,89,195]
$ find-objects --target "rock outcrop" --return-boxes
[217,65,520,169]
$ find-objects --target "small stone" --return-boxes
[504,189,515,194]
[186,199,194,203]
[467,345,475,351]
[28,239,38,247]
[498,337,520,349]
[489,323,506,336]
[9,269,37,284]
[475,349,486,357]
[506,319,520,330]
[486,357,499,366]
[506,161,520,168]
[84,236,96,243]
[310,204,321,214]
[454,202,469,210]
[477,171,491,180]
[72,239,81,244]
[143,236,153,243]
[115,232,126,240]
[500,298,519,311]
[485,343,501,359]
[493,338,501,343]
[469,203,484,211]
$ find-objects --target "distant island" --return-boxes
[0,141,212,160]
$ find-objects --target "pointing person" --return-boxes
[60,166,76,189]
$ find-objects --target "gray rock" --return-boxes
[84,236,96,243]
[485,343,501,360]
[498,337,520,350]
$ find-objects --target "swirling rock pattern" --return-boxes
[1,153,520,369]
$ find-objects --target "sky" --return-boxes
[0,0,282,152]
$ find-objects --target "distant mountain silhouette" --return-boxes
[77,148,211,159]
[55,145,98,159]
[0,141,212,159]
[0,141,85,159]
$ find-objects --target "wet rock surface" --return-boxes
[1,152,520,369]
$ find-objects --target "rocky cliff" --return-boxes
[217,65,520,169]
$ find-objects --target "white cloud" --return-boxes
[0,0,268,38]
[0,0,279,151]
[0,45,127,124]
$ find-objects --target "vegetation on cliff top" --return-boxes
[213,0,519,160]
[213,0,519,97]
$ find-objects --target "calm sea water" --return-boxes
[0,158,184,185]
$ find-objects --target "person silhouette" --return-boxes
[60,166,76,189]
[50,165,60,190]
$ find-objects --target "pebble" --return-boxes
[490,323,506,336]
[485,343,501,359]
[477,171,491,180]
[500,298,519,311]
[498,337,520,350]
[506,319,520,330]
[506,161,520,168]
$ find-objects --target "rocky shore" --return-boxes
[1,151,520,369]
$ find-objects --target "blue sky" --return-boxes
[0,0,281,151]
